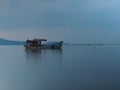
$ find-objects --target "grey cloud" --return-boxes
[0,0,119,31]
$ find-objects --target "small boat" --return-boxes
[24,38,63,49]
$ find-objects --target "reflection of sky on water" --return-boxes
[1,45,120,89]
[25,49,63,64]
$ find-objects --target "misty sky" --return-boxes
[0,0,120,43]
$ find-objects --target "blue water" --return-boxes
[0,45,120,90]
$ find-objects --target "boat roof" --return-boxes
[33,38,47,41]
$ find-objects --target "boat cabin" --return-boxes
[26,38,47,46]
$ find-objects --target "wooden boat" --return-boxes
[24,38,63,49]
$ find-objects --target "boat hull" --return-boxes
[24,41,63,49]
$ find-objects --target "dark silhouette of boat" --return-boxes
[24,38,63,49]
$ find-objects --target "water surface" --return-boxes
[0,45,120,90]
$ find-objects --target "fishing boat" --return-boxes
[24,38,63,49]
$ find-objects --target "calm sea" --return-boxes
[0,45,120,90]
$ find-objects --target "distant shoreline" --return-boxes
[64,44,120,46]
[0,38,120,46]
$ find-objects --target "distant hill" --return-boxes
[0,38,25,45]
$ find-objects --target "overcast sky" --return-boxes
[0,0,120,44]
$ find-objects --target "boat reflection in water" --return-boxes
[25,48,63,64]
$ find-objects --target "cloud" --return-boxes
[0,0,97,29]
[0,0,117,29]
[0,0,120,43]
